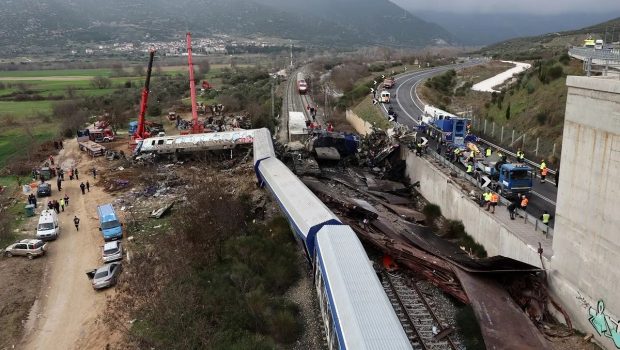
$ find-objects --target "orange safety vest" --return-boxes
[491,193,499,203]
[541,167,548,176]
[521,198,529,207]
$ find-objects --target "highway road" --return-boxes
[376,60,558,227]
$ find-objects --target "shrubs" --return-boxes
[425,69,457,95]
[127,182,303,348]
[422,203,442,227]
[441,219,487,258]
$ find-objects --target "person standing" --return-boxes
[520,195,529,212]
[517,149,525,162]
[507,198,518,220]
[539,160,547,183]
[80,182,86,195]
[86,181,90,192]
[540,210,553,232]
[74,168,79,180]
[56,177,62,191]
[466,161,474,174]
[486,192,499,213]
[73,216,80,231]
[92,167,97,179]
[485,147,492,158]
[64,193,69,207]
[59,198,65,212]
[53,200,60,214]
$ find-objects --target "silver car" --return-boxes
[87,263,122,290]
[4,239,47,259]
[102,241,123,263]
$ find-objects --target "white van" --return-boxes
[380,90,391,103]
[36,209,60,241]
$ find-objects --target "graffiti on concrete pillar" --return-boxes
[577,294,620,349]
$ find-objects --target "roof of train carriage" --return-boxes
[315,225,412,350]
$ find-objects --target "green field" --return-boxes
[0,65,228,169]
[0,68,115,78]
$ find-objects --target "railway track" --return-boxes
[381,271,459,350]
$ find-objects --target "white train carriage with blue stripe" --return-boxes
[253,128,412,350]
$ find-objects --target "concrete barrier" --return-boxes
[403,148,548,268]
[346,110,374,136]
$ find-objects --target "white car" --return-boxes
[102,241,123,263]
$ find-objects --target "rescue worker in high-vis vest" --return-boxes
[486,192,499,213]
[517,149,525,161]
[482,190,492,207]
[540,160,548,183]
[520,195,529,211]
[540,210,553,232]
[466,162,473,174]
[485,147,492,157]
[453,147,461,162]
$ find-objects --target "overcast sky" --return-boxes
[391,0,620,14]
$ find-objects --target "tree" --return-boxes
[133,65,145,77]
[90,76,112,89]
[198,59,211,79]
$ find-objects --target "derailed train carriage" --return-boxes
[253,128,412,350]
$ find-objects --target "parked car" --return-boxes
[37,183,52,197]
[102,241,123,263]
[87,263,121,290]
[4,239,47,259]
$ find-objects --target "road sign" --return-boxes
[370,87,375,93]
[388,115,394,122]
[381,75,385,79]
[420,137,428,146]
[372,98,378,105]
[482,176,491,188]
[373,80,377,85]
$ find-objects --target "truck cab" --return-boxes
[495,163,532,198]
[383,77,395,89]
[97,204,123,241]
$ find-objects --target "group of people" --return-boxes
[47,194,70,213]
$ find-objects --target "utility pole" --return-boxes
[324,85,328,120]
[271,78,275,120]
[289,41,293,69]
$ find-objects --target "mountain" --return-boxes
[0,0,454,54]
[479,16,620,59]
[414,12,618,46]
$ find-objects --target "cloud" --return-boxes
[392,0,620,14]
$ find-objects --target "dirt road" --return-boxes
[20,140,116,350]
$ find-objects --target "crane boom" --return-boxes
[135,49,156,140]
[186,32,203,133]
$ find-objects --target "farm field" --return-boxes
[0,63,234,170]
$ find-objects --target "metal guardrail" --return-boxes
[473,137,556,176]
[426,150,554,237]
[569,47,620,62]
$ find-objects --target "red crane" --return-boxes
[186,32,204,134]
[131,49,156,146]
